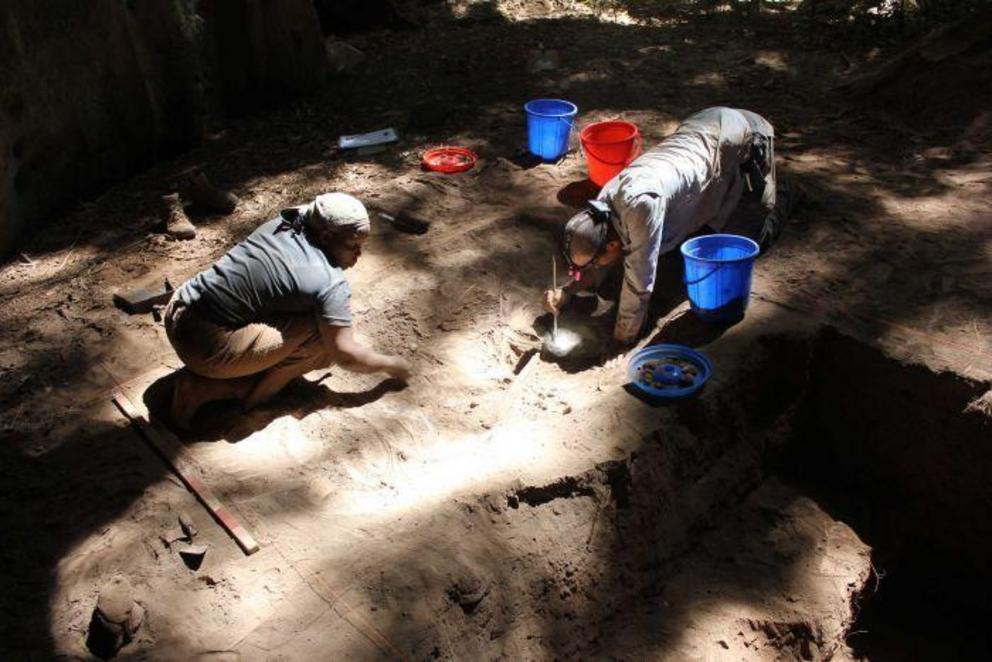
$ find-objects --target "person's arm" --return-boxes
[320,324,411,380]
[542,276,581,314]
[759,133,777,214]
[313,277,410,379]
[756,131,785,251]
[735,111,782,250]
[614,195,664,344]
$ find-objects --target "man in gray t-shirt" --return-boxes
[163,192,411,429]
[178,215,355,329]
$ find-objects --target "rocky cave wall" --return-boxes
[0,0,328,258]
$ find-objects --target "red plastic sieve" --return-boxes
[421,146,478,174]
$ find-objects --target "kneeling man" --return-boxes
[163,192,411,429]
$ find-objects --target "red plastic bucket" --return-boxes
[580,121,642,187]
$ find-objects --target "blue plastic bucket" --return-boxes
[524,99,578,161]
[680,234,759,324]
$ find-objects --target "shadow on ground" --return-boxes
[142,371,407,444]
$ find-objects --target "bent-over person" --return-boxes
[544,106,802,351]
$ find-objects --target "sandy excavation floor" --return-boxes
[1,2,991,660]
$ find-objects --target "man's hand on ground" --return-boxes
[322,325,414,380]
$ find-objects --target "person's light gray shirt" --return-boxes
[598,107,775,342]
[178,218,353,328]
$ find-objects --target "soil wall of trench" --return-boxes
[0,0,328,258]
[788,329,992,583]
[394,328,992,659]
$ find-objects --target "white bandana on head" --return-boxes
[280,192,371,235]
[307,192,370,233]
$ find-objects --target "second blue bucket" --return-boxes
[681,234,760,324]
[524,99,577,161]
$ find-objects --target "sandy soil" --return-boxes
[1,2,990,659]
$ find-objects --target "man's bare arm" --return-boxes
[320,324,411,380]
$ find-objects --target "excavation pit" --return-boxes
[424,327,992,659]
[772,330,992,660]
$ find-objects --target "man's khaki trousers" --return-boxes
[163,296,329,405]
